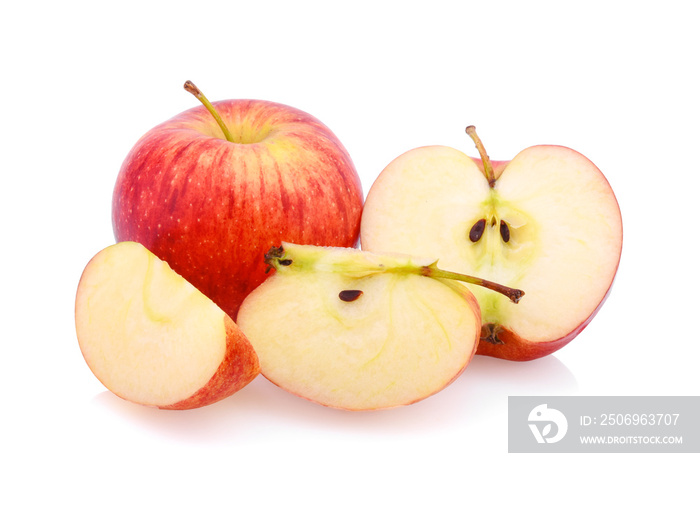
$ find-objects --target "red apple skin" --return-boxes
[113,99,363,320]
[476,269,619,361]
[161,316,260,410]
[476,302,597,361]
[468,154,622,361]
[470,157,509,180]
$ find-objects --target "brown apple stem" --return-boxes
[465,125,496,188]
[184,80,235,143]
[263,244,524,303]
[421,264,524,303]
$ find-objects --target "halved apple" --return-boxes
[75,241,259,409]
[360,127,623,360]
[237,242,522,410]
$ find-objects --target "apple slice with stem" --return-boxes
[236,242,523,411]
[360,126,623,361]
[75,241,260,410]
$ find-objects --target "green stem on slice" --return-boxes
[264,244,525,304]
[465,125,496,188]
[184,80,235,143]
[420,264,524,303]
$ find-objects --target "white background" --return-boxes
[3,0,698,508]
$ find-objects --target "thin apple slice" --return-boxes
[237,243,522,411]
[75,241,259,409]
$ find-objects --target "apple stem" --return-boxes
[465,126,496,187]
[184,80,235,143]
[263,245,524,304]
[421,264,524,303]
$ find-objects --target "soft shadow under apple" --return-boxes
[91,354,577,443]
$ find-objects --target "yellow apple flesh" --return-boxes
[237,243,482,411]
[75,242,259,409]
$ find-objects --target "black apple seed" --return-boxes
[500,220,511,243]
[469,219,487,242]
[339,290,363,302]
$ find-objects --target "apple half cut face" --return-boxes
[75,242,259,409]
[236,243,487,411]
[361,137,623,360]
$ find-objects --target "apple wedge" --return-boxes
[75,241,259,409]
[237,242,522,411]
[361,127,623,361]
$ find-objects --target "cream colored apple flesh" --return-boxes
[75,242,260,409]
[236,243,491,411]
[361,133,623,360]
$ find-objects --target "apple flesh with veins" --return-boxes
[360,126,623,361]
[75,241,260,410]
[237,242,523,410]
[113,81,363,320]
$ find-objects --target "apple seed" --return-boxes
[500,220,511,243]
[338,289,364,302]
[469,219,487,242]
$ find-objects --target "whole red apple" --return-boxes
[113,82,364,319]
